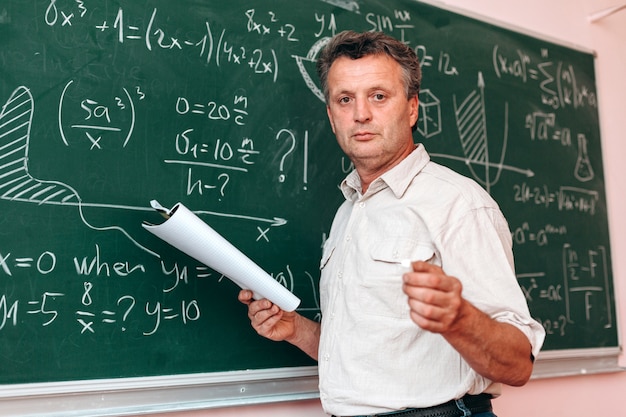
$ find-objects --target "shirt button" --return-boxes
[359,202,365,208]
[324,354,330,361]
[346,235,352,242]
[337,271,343,279]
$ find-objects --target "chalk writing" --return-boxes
[0,247,312,335]
[574,134,594,182]
[245,9,299,42]
[512,222,568,247]
[513,183,598,214]
[563,244,612,327]
[0,86,289,260]
[175,94,249,126]
[416,89,442,139]
[492,45,597,110]
[73,245,146,277]
[415,45,459,76]
[59,80,142,149]
[517,244,612,337]
[449,72,511,193]
[524,111,572,146]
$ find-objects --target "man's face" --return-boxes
[325,54,419,180]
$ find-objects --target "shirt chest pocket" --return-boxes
[359,239,436,319]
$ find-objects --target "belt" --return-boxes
[334,393,493,417]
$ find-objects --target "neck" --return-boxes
[354,143,417,193]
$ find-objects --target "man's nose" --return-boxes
[354,98,372,123]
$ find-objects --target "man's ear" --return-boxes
[409,95,419,129]
[326,105,336,133]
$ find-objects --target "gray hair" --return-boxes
[316,30,422,104]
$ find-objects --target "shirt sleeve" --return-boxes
[492,311,546,359]
[435,204,546,357]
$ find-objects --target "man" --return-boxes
[239,30,545,417]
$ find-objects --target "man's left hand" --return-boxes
[402,261,466,333]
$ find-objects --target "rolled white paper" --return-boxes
[142,201,301,312]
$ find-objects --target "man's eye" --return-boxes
[339,97,351,104]
[373,94,385,101]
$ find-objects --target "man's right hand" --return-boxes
[238,289,298,342]
[238,289,321,360]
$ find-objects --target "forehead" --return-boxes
[327,54,403,92]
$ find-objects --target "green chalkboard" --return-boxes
[0,0,616,393]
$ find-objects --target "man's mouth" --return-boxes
[352,131,376,140]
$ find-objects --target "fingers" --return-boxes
[404,289,462,333]
[408,260,439,272]
[238,289,253,305]
[402,264,464,333]
[248,299,279,322]
[238,289,278,313]
[403,262,459,293]
[238,290,276,310]
[238,290,282,327]
[253,306,284,334]
[402,268,463,308]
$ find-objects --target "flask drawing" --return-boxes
[574,134,594,182]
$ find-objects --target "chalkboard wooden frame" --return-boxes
[1,0,621,414]
[420,0,597,56]
[0,349,622,417]
[0,367,319,416]
[534,347,622,378]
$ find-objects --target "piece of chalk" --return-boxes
[400,259,413,272]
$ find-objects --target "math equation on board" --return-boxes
[0,244,318,336]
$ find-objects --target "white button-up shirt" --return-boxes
[318,145,545,416]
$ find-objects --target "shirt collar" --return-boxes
[340,144,431,201]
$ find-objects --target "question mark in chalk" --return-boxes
[276,129,296,183]
[117,295,136,332]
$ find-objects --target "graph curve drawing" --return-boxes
[0,86,160,257]
[451,72,528,194]
[0,86,80,206]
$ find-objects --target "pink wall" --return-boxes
[154,1,626,416]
